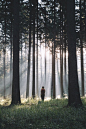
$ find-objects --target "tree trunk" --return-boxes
[45,8,46,90]
[64,38,67,92]
[36,0,38,97]
[32,7,35,99]
[67,0,82,107]
[52,43,55,98]
[45,36,46,89]
[51,41,53,98]
[10,0,13,98]
[10,17,13,98]
[53,0,56,99]
[60,4,63,98]
[26,0,31,98]
[3,47,6,99]
[80,42,84,96]
[40,36,42,95]
[3,1,7,99]
[20,35,22,85]
[11,0,21,104]
[80,0,84,96]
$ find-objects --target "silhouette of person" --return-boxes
[41,86,45,101]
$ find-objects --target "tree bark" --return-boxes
[36,0,38,97]
[26,0,31,98]
[60,4,63,98]
[3,1,7,99]
[67,0,82,107]
[9,0,13,98]
[80,0,84,96]
[53,0,56,99]
[3,47,6,99]
[11,0,21,104]
[32,6,35,99]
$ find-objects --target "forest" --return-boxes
[0,0,86,128]
[0,0,86,105]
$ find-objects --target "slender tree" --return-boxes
[80,0,84,96]
[45,8,46,90]
[53,0,56,98]
[36,0,38,97]
[10,2,13,97]
[60,3,63,97]
[32,1,36,98]
[26,0,32,98]
[3,45,6,99]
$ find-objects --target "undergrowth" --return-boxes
[0,97,86,129]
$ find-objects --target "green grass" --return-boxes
[0,98,86,129]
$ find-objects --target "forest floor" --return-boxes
[0,97,86,129]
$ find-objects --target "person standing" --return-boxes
[41,86,45,101]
